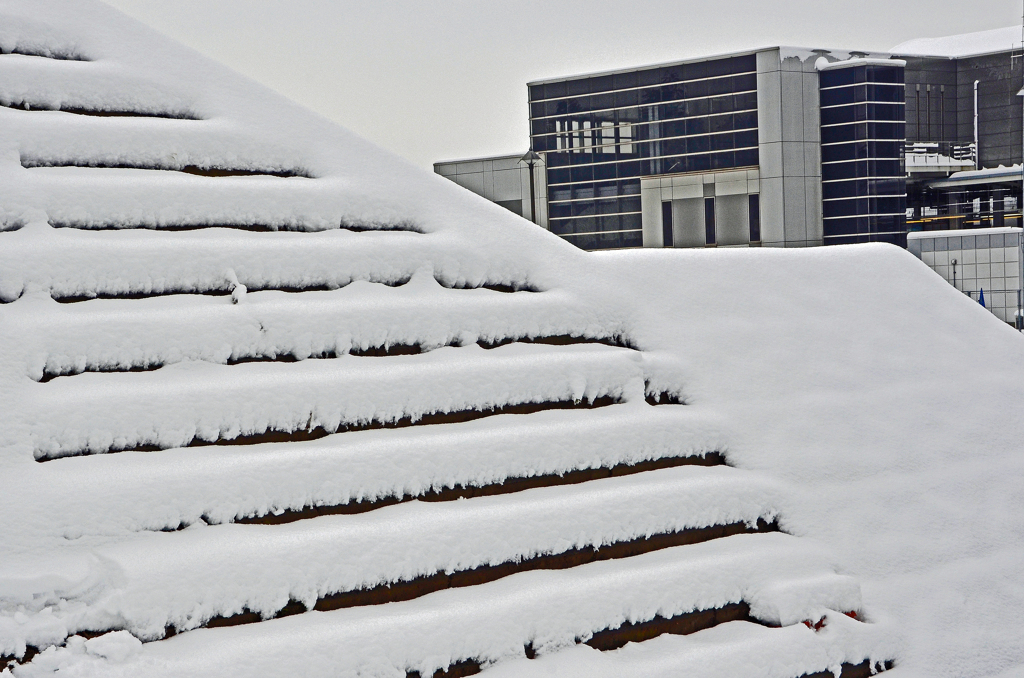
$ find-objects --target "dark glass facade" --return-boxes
[528,54,759,250]
[956,54,1024,169]
[903,58,958,145]
[899,53,1024,231]
[819,64,907,246]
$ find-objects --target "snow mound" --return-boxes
[1,2,1022,678]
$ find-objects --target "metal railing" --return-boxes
[962,288,1024,330]
[905,141,977,164]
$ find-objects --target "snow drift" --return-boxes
[1,2,1022,678]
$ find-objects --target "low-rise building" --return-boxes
[908,226,1023,323]
[433,153,547,225]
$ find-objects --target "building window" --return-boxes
[820,63,907,246]
[704,197,716,245]
[748,194,760,242]
[662,201,674,247]
[531,54,758,251]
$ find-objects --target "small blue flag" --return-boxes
[979,288,986,308]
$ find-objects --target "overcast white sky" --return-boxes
[100,0,1022,170]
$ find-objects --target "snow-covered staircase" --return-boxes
[0,3,895,677]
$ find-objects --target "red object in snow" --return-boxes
[803,617,827,631]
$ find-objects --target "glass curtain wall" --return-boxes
[819,63,908,245]
[529,54,759,250]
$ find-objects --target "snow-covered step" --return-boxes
[30,333,627,386]
[3,403,724,540]
[0,100,192,119]
[480,616,896,678]
[23,161,309,179]
[23,162,315,194]
[0,168,415,234]
[7,534,866,678]
[18,141,310,176]
[4,278,625,380]
[0,224,525,302]
[22,342,653,459]
[56,464,781,638]
[0,53,195,117]
[0,45,87,61]
[4,109,308,173]
[239,452,724,526]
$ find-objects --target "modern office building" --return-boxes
[525,48,910,250]
[437,26,1024,253]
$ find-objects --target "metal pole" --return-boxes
[527,159,537,225]
[519,150,542,226]
[974,80,980,168]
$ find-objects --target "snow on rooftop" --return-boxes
[890,25,1024,58]
[1,2,1023,678]
[927,164,1024,188]
[945,164,1023,181]
[814,56,906,71]
[908,225,1023,239]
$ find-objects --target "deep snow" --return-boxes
[1,2,1022,677]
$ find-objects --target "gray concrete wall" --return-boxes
[898,52,1021,168]
[640,169,760,247]
[956,53,1023,170]
[716,194,748,246]
[909,227,1023,323]
[757,49,786,248]
[903,57,958,143]
[434,155,547,226]
[673,198,705,247]
[757,48,823,248]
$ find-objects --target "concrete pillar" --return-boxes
[947,191,960,230]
